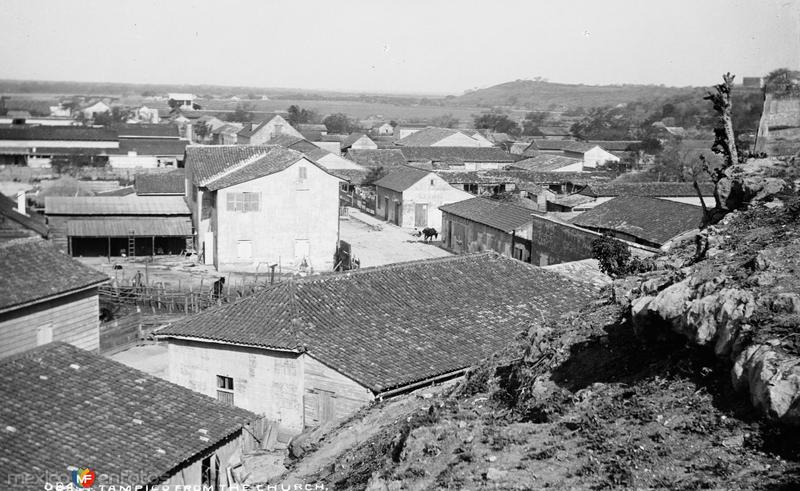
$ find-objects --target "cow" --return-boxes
[422,227,438,242]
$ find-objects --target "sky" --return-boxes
[0,0,798,95]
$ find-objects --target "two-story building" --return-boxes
[184,145,342,272]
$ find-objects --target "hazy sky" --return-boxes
[1,0,798,94]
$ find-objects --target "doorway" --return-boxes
[414,203,428,228]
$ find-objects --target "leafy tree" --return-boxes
[227,104,254,122]
[194,122,210,142]
[167,98,179,110]
[93,106,129,126]
[592,235,632,278]
[430,114,459,128]
[191,103,202,110]
[570,106,633,140]
[287,105,319,126]
[362,167,388,187]
[521,111,550,136]
[473,113,520,136]
[764,68,800,96]
[323,113,359,134]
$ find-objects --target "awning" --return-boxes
[67,218,192,237]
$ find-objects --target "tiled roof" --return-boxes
[157,253,594,393]
[579,182,716,198]
[340,133,372,150]
[134,170,186,195]
[346,149,407,169]
[94,186,136,197]
[373,166,431,192]
[396,127,465,146]
[0,126,118,141]
[115,138,188,156]
[111,124,179,139]
[400,147,514,163]
[311,151,366,170]
[586,140,641,151]
[67,218,192,237]
[327,168,369,185]
[0,193,48,237]
[266,135,320,154]
[45,196,190,215]
[184,145,301,186]
[526,139,576,152]
[563,142,598,153]
[439,197,533,233]
[202,148,313,191]
[435,171,517,185]
[236,115,279,137]
[0,342,256,487]
[0,238,107,311]
[509,155,583,172]
[548,193,595,208]
[570,195,703,246]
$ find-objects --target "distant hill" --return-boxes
[451,79,701,110]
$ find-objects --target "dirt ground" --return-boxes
[108,343,169,380]
[340,211,452,268]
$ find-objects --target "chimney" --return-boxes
[16,191,27,216]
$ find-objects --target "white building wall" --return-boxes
[432,133,481,147]
[583,147,620,168]
[401,174,473,230]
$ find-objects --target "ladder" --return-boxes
[127,231,135,259]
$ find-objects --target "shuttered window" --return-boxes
[226,192,261,212]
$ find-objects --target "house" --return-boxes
[395,123,429,139]
[440,197,534,262]
[0,238,107,359]
[296,123,328,141]
[577,181,716,209]
[167,92,196,109]
[373,166,472,229]
[184,145,342,272]
[436,170,517,196]
[134,169,186,196]
[156,252,595,434]
[211,123,243,145]
[132,105,160,123]
[509,141,531,155]
[81,101,111,120]
[44,195,192,257]
[508,154,585,173]
[237,115,302,145]
[0,342,260,488]
[345,148,408,171]
[399,146,515,171]
[373,122,394,136]
[396,127,491,147]
[304,148,368,187]
[107,139,188,168]
[339,133,378,152]
[521,139,576,156]
[0,126,118,167]
[0,192,48,241]
[266,134,321,154]
[570,195,703,248]
[562,142,620,169]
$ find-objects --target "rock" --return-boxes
[722,434,744,448]
[486,455,497,462]
[771,293,800,314]
[732,344,800,424]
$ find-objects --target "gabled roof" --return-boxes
[112,123,179,139]
[45,195,190,215]
[439,197,533,233]
[115,138,188,156]
[563,141,599,153]
[526,139,576,152]
[236,114,280,137]
[0,193,48,237]
[266,134,320,154]
[578,182,716,198]
[135,170,186,195]
[184,144,303,186]
[157,253,594,394]
[200,148,328,192]
[399,147,514,163]
[0,238,108,312]
[396,127,470,146]
[570,195,703,246]
[509,154,583,172]
[340,133,372,150]
[0,342,256,486]
[436,170,517,185]
[0,126,118,142]
[346,149,407,169]
[373,166,432,192]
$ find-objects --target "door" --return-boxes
[319,390,336,424]
[384,197,390,220]
[414,203,428,228]
[394,203,401,226]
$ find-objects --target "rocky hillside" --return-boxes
[276,158,800,490]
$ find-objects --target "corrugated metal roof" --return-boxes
[45,195,190,215]
[67,218,192,237]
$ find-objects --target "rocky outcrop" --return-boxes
[614,157,800,425]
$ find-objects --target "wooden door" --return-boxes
[319,390,335,424]
[414,203,428,227]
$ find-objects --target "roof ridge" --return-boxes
[198,146,296,187]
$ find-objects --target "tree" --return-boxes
[430,114,459,128]
[227,104,254,122]
[570,106,633,140]
[764,68,800,96]
[194,122,210,142]
[287,105,319,126]
[473,113,520,136]
[323,113,359,134]
[93,106,129,126]
[362,167,388,187]
[167,98,179,110]
[521,111,549,136]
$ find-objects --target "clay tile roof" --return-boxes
[135,170,186,195]
[509,155,583,172]
[184,145,297,185]
[0,342,256,486]
[439,197,533,233]
[157,253,594,393]
[345,149,407,169]
[579,182,715,198]
[396,127,462,146]
[399,147,514,163]
[340,133,371,150]
[0,238,108,311]
[373,166,432,192]
[0,193,48,237]
[570,195,703,246]
[266,135,320,154]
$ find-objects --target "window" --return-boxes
[430,179,435,186]
[216,375,234,406]
[299,166,307,180]
[226,192,260,212]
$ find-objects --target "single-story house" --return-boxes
[577,182,716,209]
[340,133,378,153]
[345,149,408,171]
[435,170,517,196]
[570,195,704,248]
[108,138,188,168]
[44,195,192,257]
[156,252,596,434]
[562,142,621,169]
[0,238,107,359]
[372,122,394,136]
[266,134,322,154]
[81,101,111,119]
[0,126,118,167]
[211,123,243,145]
[296,123,328,141]
[399,146,515,171]
[374,165,472,230]
[0,342,260,488]
[508,154,585,173]
[185,145,342,272]
[440,197,534,261]
[396,127,493,147]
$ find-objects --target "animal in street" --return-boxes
[212,277,226,299]
[421,227,438,242]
